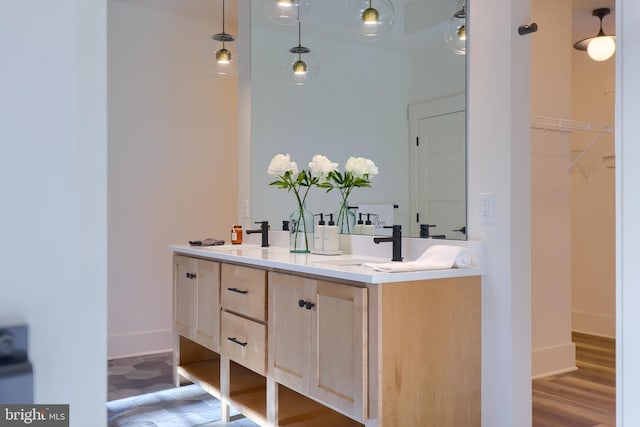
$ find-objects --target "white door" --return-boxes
[409,96,466,239]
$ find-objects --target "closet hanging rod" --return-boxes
[531,115,613,134]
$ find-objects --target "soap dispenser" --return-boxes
[314,213,326,251]
[354,213,365,235]
[324,213,339,251]
[362,214,376,235]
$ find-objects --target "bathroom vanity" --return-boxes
[169,242,481,427]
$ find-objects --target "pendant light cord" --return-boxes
[297,3,302,61]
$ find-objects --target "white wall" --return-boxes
[467,0,533,425]
[530,0,575,377]
[0,0,107,425]
[617,1,640,425]
[108,0,239,358]
[409,43,466,105]
[571,43,616,338]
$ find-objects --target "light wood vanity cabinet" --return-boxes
[173,255,220,351]
[268,272,367,422]
[172,252,481,427]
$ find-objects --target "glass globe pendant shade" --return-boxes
[263,0,312,26]
[347,0,395,40]
[587,36,615,61]
[445,4,466,55]
[202,34,237,76]
[281,46,318,86]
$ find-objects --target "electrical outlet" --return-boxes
[479,192,494,224]
[242,199,250,220]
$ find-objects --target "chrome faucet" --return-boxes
[373,225,403,262]
[246,221,269,247]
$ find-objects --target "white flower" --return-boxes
[268,153,298,176]
[308,155,338,180]
[345,157,379,178]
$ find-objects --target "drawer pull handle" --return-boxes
[227,337,248,347]
[185,272,197,279]
[297,300,315,310]
[227,287,248,295]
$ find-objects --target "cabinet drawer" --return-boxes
[220,311,266,376]
[221,264,267,321]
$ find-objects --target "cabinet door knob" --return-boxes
[228,287,249,295]
[305,301,315,310]
[227,337,248,347]
[298,299,306,308]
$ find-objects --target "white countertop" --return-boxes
[169,243,483,284]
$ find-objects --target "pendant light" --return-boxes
[281,20,318,85]
[263,0,312,26]
[347,0,395,40]
[203,0,236,76]
[573,8,616,62]
[445,3,466,55]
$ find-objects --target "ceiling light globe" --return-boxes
[263,0,312,25]
[587,36,615,61]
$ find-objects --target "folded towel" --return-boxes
[189,238,225,246]
[363,245,471,273]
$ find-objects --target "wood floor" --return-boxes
[533,332,616,427]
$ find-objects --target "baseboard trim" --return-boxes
[572,310,615,339]
[532,341,576,379]
[108,328,173,359]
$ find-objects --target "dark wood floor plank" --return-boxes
[532,332,616,427]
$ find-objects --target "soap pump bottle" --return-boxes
[354,213,365,235]
[362,214,376,235]
[324,213,340,251]
[314,213,326,251]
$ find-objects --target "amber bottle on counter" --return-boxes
[231,225,243,245]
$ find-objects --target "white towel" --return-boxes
[363,245,472,273]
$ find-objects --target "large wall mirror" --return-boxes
[248,0,467,239]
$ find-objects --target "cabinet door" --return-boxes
[268,272,311,393]
[194,259,220,351]
[309,280,367,421]
[174,255,196,337]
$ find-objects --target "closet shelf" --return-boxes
[531,115,613,177]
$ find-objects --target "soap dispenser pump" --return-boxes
[314,213,326,251]
[324,213,339,251]
[354,213,365,235]
[362,213,376,235]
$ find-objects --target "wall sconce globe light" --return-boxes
[263,0,312,26]
[445,3,466,55]
[347,0,395,40]
[202,0,237,76]
[281,21,318,85]
[573,8,616,62]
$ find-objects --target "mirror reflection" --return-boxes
[250,0,467,239]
